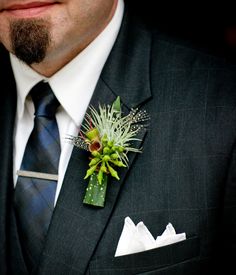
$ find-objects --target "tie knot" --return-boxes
[30,81,60,118]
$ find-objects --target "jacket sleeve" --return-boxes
[218,139,236,272]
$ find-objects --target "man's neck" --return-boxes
[30,42,90,77]
[30,0,119,77]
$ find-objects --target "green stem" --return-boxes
[83,173,108,207]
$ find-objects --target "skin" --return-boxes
[0,0,118,76]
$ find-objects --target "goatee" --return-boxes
[10,19,51,65]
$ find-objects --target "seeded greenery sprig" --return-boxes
[69,97,149,207]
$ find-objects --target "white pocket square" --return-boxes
[115,217,186,257]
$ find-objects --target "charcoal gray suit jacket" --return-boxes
[0,9,236,275]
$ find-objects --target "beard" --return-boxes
[10,19,51,65]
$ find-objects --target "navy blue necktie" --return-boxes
[14,81,61,270]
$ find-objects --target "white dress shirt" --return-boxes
[11,0,124,205]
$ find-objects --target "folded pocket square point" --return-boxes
[115,217,186,257]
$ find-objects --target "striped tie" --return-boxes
[14,81,60,270]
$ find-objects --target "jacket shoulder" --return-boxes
[150,29,235,71]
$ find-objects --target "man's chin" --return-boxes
[14,53,46,66]
[10,18,50,65]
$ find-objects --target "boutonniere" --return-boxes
[69,97,149,207]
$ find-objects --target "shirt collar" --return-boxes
[10,0,124,126]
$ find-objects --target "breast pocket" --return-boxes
[89,236,200,275]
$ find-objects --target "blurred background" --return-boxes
[126,0,236,63]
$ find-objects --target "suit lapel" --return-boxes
[0,45,21,273]
[37,11,152,274]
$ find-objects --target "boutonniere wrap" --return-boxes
[69,97,149,207]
